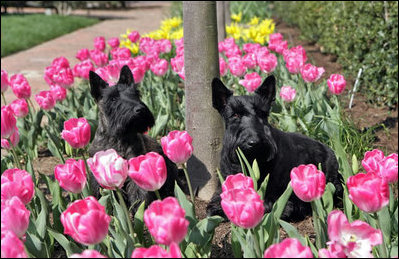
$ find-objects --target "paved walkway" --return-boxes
[1,1,171,107]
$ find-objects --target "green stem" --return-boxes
[9,144,22,168]
[154,190,162,200]
[182,163,195,210]
[2,92,7,105]
[42,110,65,163]
[80,150,92,197]
[27,97,37,114]
[251,228,262,258]
[311,201,322,249]
[373,212,388,258]
[116,188,135,241]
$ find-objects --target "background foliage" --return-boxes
[273,1,398,109]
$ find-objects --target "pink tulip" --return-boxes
[300,63,325,83]
[290,164,326,202]
[171,55,184,75]
[61,196,111,245]
[70,250,107,258]
[325,210,382,258]
[219,57,228,76]
[221,188,264,229]
[61,117,91,149]
[222,173,254,193]
[347,173,389,213]
[108,37,120,49]
[318,242,346,258]
[87,149,128,190]
[150,59,169,76]
[131,66,145,84]
[361,149,385,174]
[50,84,67,102]
[255,47,270,63]
[139,37,159,56]
[73,60,95,79]
[225,44,242,58]
[76,48,90,61]
[1,105,17,139]
[35,90,56,110]
[239,72,262,92]
[1,126,20,150]
[128,31,140,43]
[228,57,246,77]
[131,242,182,258]
[55,159,87,193]
[144,197,189,245]
[10,99,29,118]
[1,230,28,258]
[263,238,313,258]
[158,39,172,53]
[9,74,31,99]
[174,38,184,51]
[161,130,193,164]
[1,196,30,238]
[280,86,297,103]
[258,53,278,74]
[1,69,10,93]
[268,40,288,55]
[378,153,398,183]
[52,56,70,68]
[90,49,109,67]
[242,53,257,70]
[243,43,261,54]
[95,67,118,86]
[283,46,307,74]
[132,56,150,72]
[1,168,34,205]
[128,152,167,191]
[110,48,131,61]
[52,67,74,88]
[94,36,106,52]
[327,74,346,95]
[269,33,284,43]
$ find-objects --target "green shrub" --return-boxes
[273,1,398,108]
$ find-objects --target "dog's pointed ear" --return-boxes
[212,77,233,113]
[89,71,108,101]
[255,75,276,105]
[117,65,135,86]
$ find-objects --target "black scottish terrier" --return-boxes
[207,75,343,221]
[88,65,179,210]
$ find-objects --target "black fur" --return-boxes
[88,65,179,211]
[207,75,343,221]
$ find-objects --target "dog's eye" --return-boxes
[233,113,241,118]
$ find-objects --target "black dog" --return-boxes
[207,75,343,221]
[88,65,179,211]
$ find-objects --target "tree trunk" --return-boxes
[224,1,231,26]
[183,1,224,201]
[217,1,226,43]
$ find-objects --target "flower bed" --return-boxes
[1,14,398,258]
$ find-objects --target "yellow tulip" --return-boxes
[231,12,242,23]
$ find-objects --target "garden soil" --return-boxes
[2,3,398,258]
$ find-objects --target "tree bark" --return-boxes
[224,1,231,26]
[217,1,226,42]
[183,1,224,201]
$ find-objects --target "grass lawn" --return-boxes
[1,14,99,57]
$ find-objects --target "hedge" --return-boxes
[273,1,398,108]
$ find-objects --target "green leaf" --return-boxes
[279,219,306,245]
[242,230,256,258]
[258,174,270,199]
[252,159,260,182]
[377,206,391,246]
[25,232,47,258]
[112,192,129,234]
[133,201,146,244]
[271,183,293,220]
[236,147,257,190]
[321,183,335,214]
[47,228,82,256]
[351,154,359,174]
[174,182,197,228]
[186,216,224,246]
[231,225,243,258]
